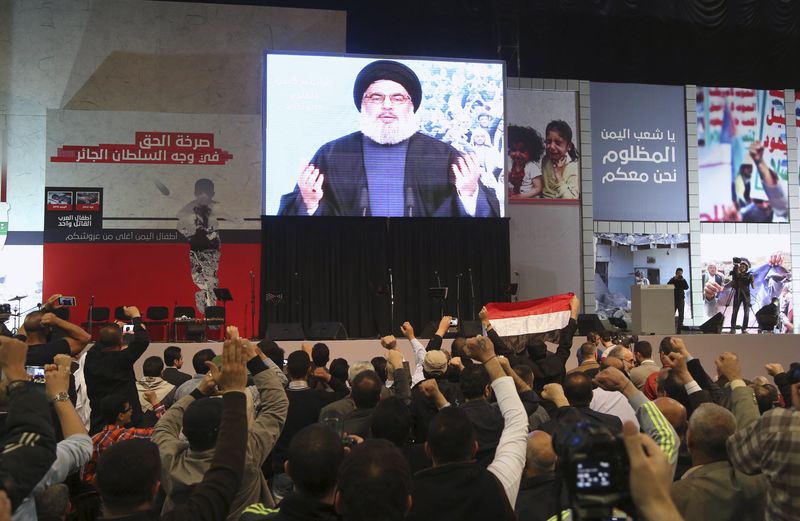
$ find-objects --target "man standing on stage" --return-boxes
[730,259,755,333]
[278,60,500,217]
[667,268,689,333]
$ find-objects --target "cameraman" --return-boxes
[730,260,755,333]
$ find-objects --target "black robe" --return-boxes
[278,131,500,217]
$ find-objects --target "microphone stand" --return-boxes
[388,267,395,335]
[88,295,95,341]
[456,273,463,326]
[468,268,476,321]
[435,270,444,318]
[249,271,256,339]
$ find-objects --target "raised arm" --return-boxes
[554,295,580,365]
[163,338,249,521]
[400,322,427,385]
[480,306,513,357]
[716,352,759,430]
[39,309,91,356]
[465,335,527,506]
[242,338,289,463]
[120,306,150,363]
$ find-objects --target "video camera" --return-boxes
[786,362,800,385]
[553,419,631,520]
[0,303,10,322]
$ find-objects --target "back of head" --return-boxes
[370,396,411,446]
[579,342,597,360]
[633,340,652,359]
[451,336,467,358]
[653,397,687,438]
[526,338,548,360]
[163,345,182,367]
[258,340,284,369]
[752,384,777,414]
[351,370,382,409]
[192,348,217,374]
[97,324,123,349]
[96,439,160,515]
[142,356,164,377]
[287,350,311,380]
[35,483,70,521]
[460,364,490,400]
[600,331,612,343]
[330,358,350,382]
[312,342,330,368]
[99,394,128,425]
[371,356,388,383]
[426,406,476,464]
[349,360,375,383]
[688,403,736,460]
[337,439,411,521]
[587,331,599,344]
[657,369,689,408]
[658,336,674,357]
[525,430,557,475]
[563,372,593,408]
[288,424,345,499]
[183,397,224,451]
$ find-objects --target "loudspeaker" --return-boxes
[266,322,305,341]
[459,320,483,337]
[577,314,606,336]
[699,312,724,334]
[308,322,348,340]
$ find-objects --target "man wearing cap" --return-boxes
[278,60,500,218]
[409,349,464,443]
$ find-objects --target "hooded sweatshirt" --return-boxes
[136,377,175,411]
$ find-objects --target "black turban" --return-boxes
[353,60,422,112]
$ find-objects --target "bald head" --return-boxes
[525,431,556,477]
[654,397,687,438]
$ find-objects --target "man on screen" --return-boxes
[278,60,501,217]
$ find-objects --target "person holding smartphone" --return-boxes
[19,294,91,367]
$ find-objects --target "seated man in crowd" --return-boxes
[629,340,660,390]
[173,348,217,400]
[154,328,289,521]
[136,356,176,425]
[161,345,191,386]
[540,373,622,434]
[93,337,251,521]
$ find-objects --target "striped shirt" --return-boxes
[727,407,800,521]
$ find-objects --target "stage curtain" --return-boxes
[260,217,510,338]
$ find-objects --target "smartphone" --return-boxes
[58,296,77,307]
[26,365,46,384]
[450,318,459,326]
[122,324,135,334]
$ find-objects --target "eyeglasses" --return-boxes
[363,93,410,105]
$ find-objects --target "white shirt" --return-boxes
[590,388,640,430]
[486,376,528,506]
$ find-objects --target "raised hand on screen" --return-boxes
[452,154,482,197]
[298,164,324,212]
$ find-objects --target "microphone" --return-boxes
[405,186,414,217]
[360,187,369,217]
[456,273,463,278]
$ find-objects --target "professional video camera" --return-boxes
[553,419,631,520]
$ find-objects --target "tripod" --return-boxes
[722,284,757,333]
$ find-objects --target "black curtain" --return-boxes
[260,216,510,338]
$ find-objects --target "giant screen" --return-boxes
[263,53,505,218]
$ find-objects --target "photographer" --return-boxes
[667,268,689,333]
[19,294,91,365]
[729,259,755,333]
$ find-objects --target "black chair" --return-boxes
[173,306,198,341]
[144,306,169,341]
[114,306,127,321]
[204,305,226,341]
[82,306,110,340]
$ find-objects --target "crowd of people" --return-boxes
[0,292,798,521]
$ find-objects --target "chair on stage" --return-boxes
[204,305,226,341]
[114,306,128,322]
[173,306,202,342]
[143,306,169,341]
[83,306,110,341]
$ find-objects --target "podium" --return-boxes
[631,285,675,335]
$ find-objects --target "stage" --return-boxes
[131,333,798,382]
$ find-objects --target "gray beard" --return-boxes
[359,112,419,145]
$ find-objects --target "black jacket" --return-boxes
[240,493,340,521]
[84,318,150,434]
[407,462,515,521]
[278,132,500,217]
[540,405,623,436]
[161,367,192,387]
[410,377,464,443]
[515,473,567,521]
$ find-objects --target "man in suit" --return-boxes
[671,353,766,521]
[278,60,500,217]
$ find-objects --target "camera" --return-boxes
[553,419,631,520]
[57,296,77,307]
[733,257,742,264]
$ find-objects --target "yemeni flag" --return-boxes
[485,293,574,337]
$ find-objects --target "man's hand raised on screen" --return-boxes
[298,164,324,213]
[452,154,481,197]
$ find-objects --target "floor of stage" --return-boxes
[133,333,798,381]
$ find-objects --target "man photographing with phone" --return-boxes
[19,293,91,367]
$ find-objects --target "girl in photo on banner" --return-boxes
[541,120,580,200]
